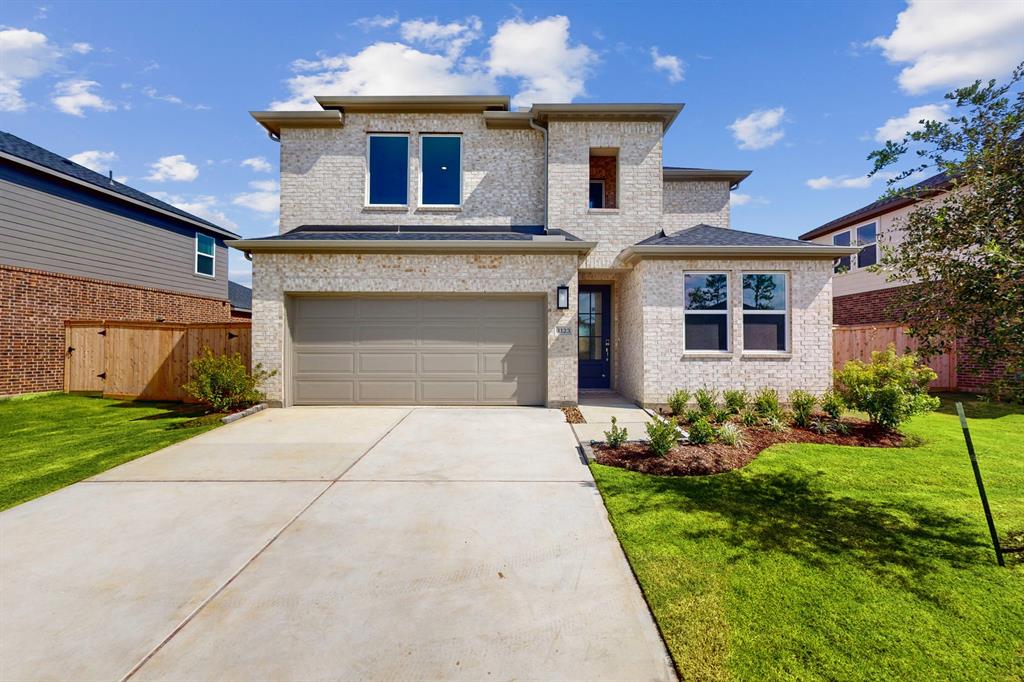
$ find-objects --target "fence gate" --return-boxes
[64,325,106,393]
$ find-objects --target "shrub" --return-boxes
[723,389,748,414]
[809,418,833,435]
[821,389,845,422]
[687,417,716,445]
[604,416,628,447]
[646,417,679,457]
[753,388,783,419]
[183,349,275,413]
[667,389,691,416]
[711,407,732,424]
[717,422,747,447]
[683,408,704,425]
[739,409,760,427]
[834,344,940,429]
[763,415,789,433]
[790,390,817,428]
[695,388,719,414]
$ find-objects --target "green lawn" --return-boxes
[591,395,1024,681]
[0,394,221,511]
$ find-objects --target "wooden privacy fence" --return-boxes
[65,321,252,401]
[833,323,956,390]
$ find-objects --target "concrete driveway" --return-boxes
[1,406,674,681]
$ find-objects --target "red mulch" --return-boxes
[593,420,906,476]
[562,406,586,424]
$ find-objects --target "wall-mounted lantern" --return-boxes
[556,285,570,309]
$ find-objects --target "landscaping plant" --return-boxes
[790,390,817,428]
[683,408,704,426]
[763,415,789,433]
[821,388,845,422]
[183,348,276,413]
[686,417,716,445]
[753,388,783,420]
[646,417,679,457]
[716,422,747,447]
[834,345,940,430]
[712,407,732,424]
[695,388,719,414]
[667,389,691,416]
[604,416,628,447]
[739,409,760,427]
[724,389,748,414]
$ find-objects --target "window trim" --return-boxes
[418,133,463,208]
[854,221,878,269]
[365,133,410,207]
[740,271,789,354]
[589,180,605,209]
[194,232,216,278]
[682,271,731,353]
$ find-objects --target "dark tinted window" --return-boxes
[368,135,408,205]
[684,273,729,350]
[421,136,461,205]
[857,223,877,268]
[832,232,851,272]
[589,181,604,208]
[196,233,215,276]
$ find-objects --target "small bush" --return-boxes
[763,415,789,433]
[739,409,760,427]
[790,390,817,428]
[809,418,833,435]
[604,416,628,447]
[821,389,845,422]
[753,388,783,419]
[646,417,679,457]
[723,389,748,414]
[183,349,275,413]
[834,420,851,436]
[687,417,716,445]
[695,388,719,414]
[834,344,940,429]
[717,422,747,447]
[667,389,691,416]
[711,407,732,424]
[683,408,704,425]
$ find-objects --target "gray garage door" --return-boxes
[291,296,546,405]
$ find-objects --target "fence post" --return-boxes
[955,402,1005,567]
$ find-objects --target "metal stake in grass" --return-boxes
[955,401,1005,567]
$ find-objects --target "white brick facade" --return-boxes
[663,179,730,232]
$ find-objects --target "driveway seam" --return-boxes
[120,408,415,682]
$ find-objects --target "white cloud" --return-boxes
[874,103,950,142]
[241,156,272,172]
[353,15,398,31]
[872,0,1024,94]
[142,86,209,110]
[69,149,117,173]
[70,42,92,54]
[806,174,876,190]
[650,47,684,83]
[52,79,116,116]
[150,192,237,230]
[400,17,481,58]
[730,192,769,206]
[233,180,279,213]
[145,154,199,182]
[728,107,785,150]
[0,28,60,111]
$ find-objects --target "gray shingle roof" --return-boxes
[637,224,827,248]
[249,225,583,242]
[0,130,238,237]
[228,281,252,312]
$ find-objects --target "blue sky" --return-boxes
[2,1,1023,285]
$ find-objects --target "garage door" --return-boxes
[291,296,546,405]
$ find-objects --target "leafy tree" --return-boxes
[867,63,1023,401]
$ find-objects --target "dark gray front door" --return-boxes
[578,285,610,389]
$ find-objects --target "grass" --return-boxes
[0,394,221,511]
[591,394,1024,681]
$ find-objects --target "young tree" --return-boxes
[867,63,1024,401]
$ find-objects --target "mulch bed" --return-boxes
[562,406,586,423]
[593,419,906,476]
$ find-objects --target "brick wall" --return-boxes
[663,179,731,232]
[0,265,232,396]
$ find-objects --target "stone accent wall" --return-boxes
[663,179,731,232]
[251,252,580,406]
[0,264,231,396]
[635,258,834,406]
[279,113,545,232]
[547,121,664,269]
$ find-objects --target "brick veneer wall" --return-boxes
[663,179,731,232]
[0,265,231,395]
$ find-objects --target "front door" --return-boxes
[578,285,610,389]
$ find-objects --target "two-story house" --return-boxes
[230,96,855,408]
[0,131,238,396]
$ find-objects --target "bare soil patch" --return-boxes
[562,406,585,424]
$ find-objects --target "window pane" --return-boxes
[589,181,604,208]
[685,314,728,351]
[196,233,215,256]
[832,231,850,246]
[858,244,877,268]
[856,222,876,245]
[742,274,786,310]
[744,314,786,351]
[834,255,851,273]
[196,254,214,276]
[368,136,408,205]
[578,336,590,361]
[422,136,460,205]
[684,273,728,310]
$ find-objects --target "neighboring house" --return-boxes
[0,130,239,396]
[230,96,855,408]
[229,281,253,318]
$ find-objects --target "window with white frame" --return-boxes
[832,231,851,273]
[742,273,787,352]
[367,134,409,206]
[195,233,215,277]
[683,273,729,351]
[420,134,461,206]
[856,222,877,268]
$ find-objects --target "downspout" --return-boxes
[529,118,548,232]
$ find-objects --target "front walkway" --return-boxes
[572,389,658,443]
[0,406,674,681]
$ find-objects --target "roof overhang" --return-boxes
[799,180,952,240]
[620,244,860,265]
[315,95,510,113]
[663,168,752,189]
[528,103,684,131]
[250,110,345,136]
[0,150,239,239]
[227,238,597,255]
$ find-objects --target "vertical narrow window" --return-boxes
[195,233,215,277]
[420,135,461,206]
[367,134,409,206]
[742,273,788,352]
[832,231,851,273]
[856,222,877,268]
[683,273,729,351]
[588,181,605,208]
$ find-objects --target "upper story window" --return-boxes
[420,134,462,206]
[367,134,409,206]
[832,231,851,273]
[856,222,877,268]
[742,273,788,352]
[195,233,215,277]
[589,148,618,209]
[683,272,729,352]
[589,181,605,209]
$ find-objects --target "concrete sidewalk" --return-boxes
[573,391,657,443]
